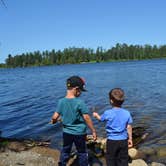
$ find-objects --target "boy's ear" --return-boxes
[110,99,113,103]
[74,87,79,90]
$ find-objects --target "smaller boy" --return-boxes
[51,76,97,166]
[93,88,133,166]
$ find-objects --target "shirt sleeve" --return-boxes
[128,113,133,124]
[79,100,89,114]
[55,100,62,114]
[100,110,111,122]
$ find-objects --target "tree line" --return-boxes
[2,43,166,68]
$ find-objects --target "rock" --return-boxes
[128,148,138,159]
[129,159,148,166]
[31,146,60,162]
[129,148,146,160]
[138,146,156,156]
[7,141,28,152]
[157,139,166,145]
[0,150,56,166]
[132,127,148,146]
[138,146,166,162]
[0,137,50,151]
[150,162,166,166]
[156,147,166,158]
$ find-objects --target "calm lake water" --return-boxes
[0,59,166,152]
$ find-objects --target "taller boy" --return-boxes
[51,76,97,166]
[93,88,133,166]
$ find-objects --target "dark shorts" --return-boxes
[106,139,128,166]
[59,132,88,166]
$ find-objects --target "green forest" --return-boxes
[1,43,166,68]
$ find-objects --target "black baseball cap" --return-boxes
[66,76,87,91]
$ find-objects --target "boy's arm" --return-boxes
[83,114,97,141]
[51,112,60,124]
[127,124,133,148]
[93,112,101,120]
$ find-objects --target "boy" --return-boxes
[51,76,97,166]
[93,88,133,166]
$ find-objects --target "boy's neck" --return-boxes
[65,90,76,98]
[112,106,121,109]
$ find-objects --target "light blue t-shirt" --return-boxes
[55,97,89,135]
[100,107,133,140]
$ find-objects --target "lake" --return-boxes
[0,59,166,156]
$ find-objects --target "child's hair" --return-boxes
[109,88,125,107]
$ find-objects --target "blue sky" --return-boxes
[0,0,166,63]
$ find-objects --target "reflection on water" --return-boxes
[0,59,166,158]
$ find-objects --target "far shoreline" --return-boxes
[0,57,165,69]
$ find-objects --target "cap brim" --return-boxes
[81,88,87,92]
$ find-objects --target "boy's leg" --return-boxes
[59,132,73,166]
[117,140,128,166]
[74,134,88,166]
[106,139,118,166]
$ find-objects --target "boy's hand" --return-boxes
[49,117,62,124]
[93,112,101,121]
[49,119,55,124]
[51,112,60,124]
[93,112,98,118]
[128,139,133,148]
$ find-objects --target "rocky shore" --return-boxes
[0,144,165,166]
[0,127,165,166]
[0,135,165,166]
